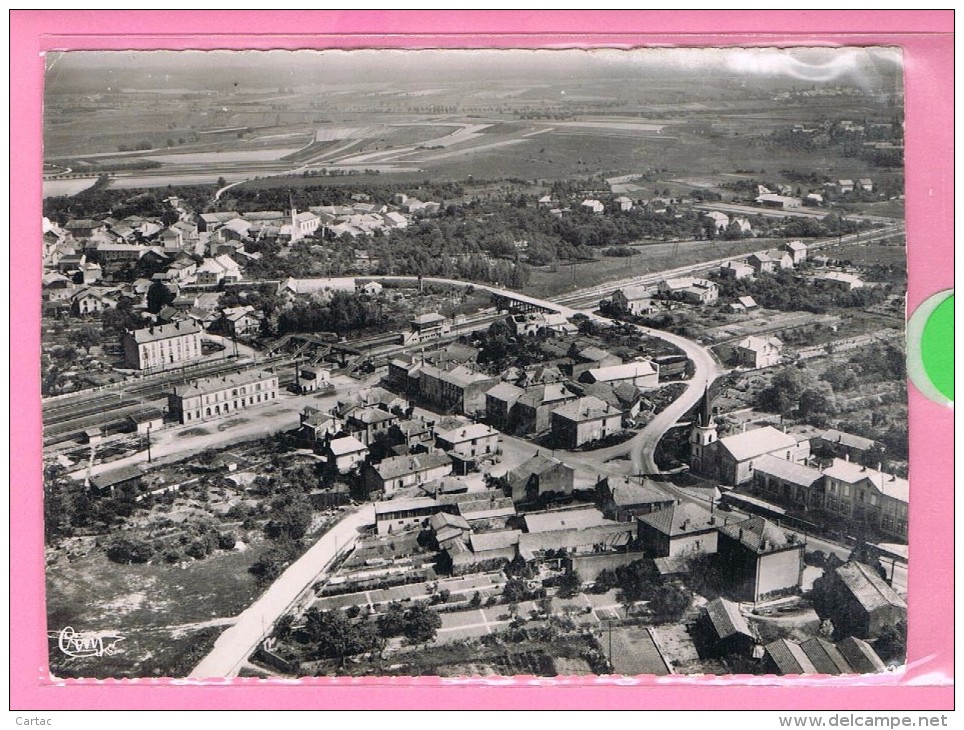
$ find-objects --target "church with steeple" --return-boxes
[689,387,718,476]
[689,387,810,486]
[282,197,320,243]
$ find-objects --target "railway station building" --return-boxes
[167,369,279,424]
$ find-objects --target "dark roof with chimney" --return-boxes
[717,516,803,554]
[638,501,717,537]
[126,320,202,344]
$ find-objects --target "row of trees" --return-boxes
[769,120,903,171]
[43,184,214,226]
[290,603,443,662]
[714,268,890,315]
[274,291,386,338]
[220,179,466,213]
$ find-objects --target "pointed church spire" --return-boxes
[699,386,712,428]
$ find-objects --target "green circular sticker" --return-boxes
[907,290,953,406]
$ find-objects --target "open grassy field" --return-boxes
[45,541,273,678]
[524,237,784,299]
[832,242,907,267]
[46,96,902,201]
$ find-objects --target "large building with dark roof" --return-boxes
[123,320,203,370]
[167,369,279,424]
[817,561,907,639]
[716,516,805,602]
[637,501,720,558]
[418,364,498,416]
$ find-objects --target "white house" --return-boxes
[719,261,755,280]
[195,255,243,286]
[704,211,730,231]
[735,335,783,369]
[814,272,864,292]
[783,240,808,265]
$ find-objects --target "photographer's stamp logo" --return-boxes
[55,627,125,658]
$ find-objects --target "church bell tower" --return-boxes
[689,387,718,475]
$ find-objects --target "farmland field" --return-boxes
[525,237,788,299]
[144,148,303,164]
[42,178,99,198]
[831,241,907,267]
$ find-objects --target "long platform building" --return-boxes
[168,369,279,424]
[122,321,203,370]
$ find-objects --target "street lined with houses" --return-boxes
[42,48,910,682]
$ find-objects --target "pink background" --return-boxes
[11,10,953,710]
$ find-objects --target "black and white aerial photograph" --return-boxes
[42,47,909,680]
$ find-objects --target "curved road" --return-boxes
[189,276,718,677]
[583,321,720,475]
[191,503,375,679]
[356,276,721,476]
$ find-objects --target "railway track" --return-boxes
[41,225,901,448]
[552,224,905,311]
[42,354,295,447]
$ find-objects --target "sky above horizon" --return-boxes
[45,46,903,94]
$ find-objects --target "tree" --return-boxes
[557,569,583,598]
[69,325,101,355]
[402,605,442,644]
[264,494,313,541]
[505,554,534,579]
[874,620,907,665]
[273,614,295,641]
[502,577,528,603]
[592,568,618,594]
[468,591,482,609]
[160,208,180,226]
[303,608,377,660]
[102,297,144,335]
[248,542,296,584]
[376,601,407,638]
[105,535,154,564]
[648,584,690,623]
[432,588,451,605]
[146,280,178,315]
[614,559,662,602]
[757,368,816,416]
[799,387,834,418]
